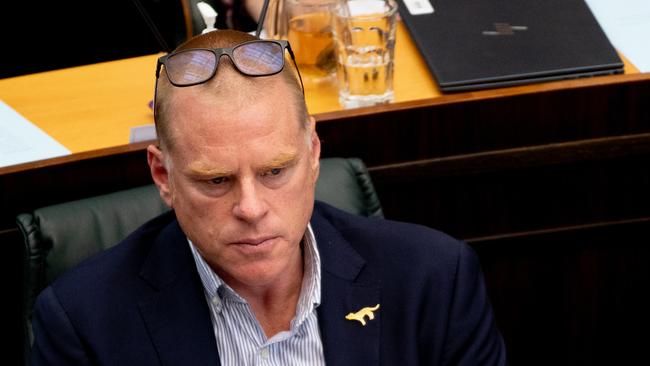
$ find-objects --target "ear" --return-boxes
[308,115,321,183]
[147,144,173,207]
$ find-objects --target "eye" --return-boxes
[262,167,283,177]
[260,165,293,188]
[209,176,229,185]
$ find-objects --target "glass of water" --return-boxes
[333,0,398,109]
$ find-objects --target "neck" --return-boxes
[222,244,305,338]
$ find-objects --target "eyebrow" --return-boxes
[258,152,299,170]
[185,152,299,177]
[185,163,233,178]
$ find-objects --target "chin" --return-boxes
[234,262,286,286]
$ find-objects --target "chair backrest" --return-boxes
[17,157,382,355]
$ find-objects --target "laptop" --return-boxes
[396,0,624,92]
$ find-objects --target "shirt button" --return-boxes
[211,296,220,306]
[260,347,270,359]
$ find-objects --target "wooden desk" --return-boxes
[0,23,433,153]
[2,22,650,366]
[0,22,640,155]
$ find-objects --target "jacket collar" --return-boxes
[312,202,381,366]
[135,205,382,366]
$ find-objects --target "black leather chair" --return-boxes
[17,157,382,359]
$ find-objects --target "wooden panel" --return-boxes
[316,76,650,166]
[369,137,650,238]
[472,218,650,365]
[0,143,152,231]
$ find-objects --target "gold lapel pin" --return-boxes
[345,304,380,326]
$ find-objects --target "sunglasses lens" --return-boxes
[165,49,216,85]
[233,42,284,75]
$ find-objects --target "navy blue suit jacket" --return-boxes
[31,201,506,365]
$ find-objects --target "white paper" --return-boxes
[0,100,70,168]
[586,0,650,72]
[129,124,157,143]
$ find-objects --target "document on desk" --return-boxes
[586,0,650,72]
[0,100,70,168]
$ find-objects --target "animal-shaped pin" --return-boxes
[345,304,380,326]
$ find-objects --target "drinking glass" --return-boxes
[285,0,338,84]
[333,0,398,108]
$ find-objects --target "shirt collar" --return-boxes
[188,223,322,322]
[295,224,322,324]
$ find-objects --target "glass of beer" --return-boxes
[333,0,398,108]
[285,0,338,85]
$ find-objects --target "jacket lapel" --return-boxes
[312,205,381,366]
[135,206,382,365]
[137,218,221,366]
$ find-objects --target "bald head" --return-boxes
[154,30,306,149]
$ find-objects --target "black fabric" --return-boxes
[17,157,382,355]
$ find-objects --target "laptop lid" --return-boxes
[396,0,624,92]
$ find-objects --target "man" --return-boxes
[31,30,506,365]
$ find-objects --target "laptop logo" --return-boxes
[482,23,528,36]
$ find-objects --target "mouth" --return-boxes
[231,236,279,246]
[230,236,280,256]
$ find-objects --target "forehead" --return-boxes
[166,78,303,155]
[173,64,296,113]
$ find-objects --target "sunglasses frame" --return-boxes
[155,39,302,88]
[153,39,305,125]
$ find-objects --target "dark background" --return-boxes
[1,0,186,79]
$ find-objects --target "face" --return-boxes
[148,79,320,289]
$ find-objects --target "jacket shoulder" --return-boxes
[47,211,178,301]
[313,200,465,263]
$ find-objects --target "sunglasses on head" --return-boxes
[155,39,304,91]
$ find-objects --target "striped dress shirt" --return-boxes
[188,224,326,365]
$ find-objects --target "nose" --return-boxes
[232,177,268,223]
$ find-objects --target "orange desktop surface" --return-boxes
[0,22,639,154]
